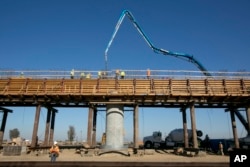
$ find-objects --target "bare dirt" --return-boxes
[0,148,229,163]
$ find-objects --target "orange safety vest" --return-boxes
[50,145,60,155]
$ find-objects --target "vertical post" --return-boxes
[43,108,52,146]
[190,102,198,148]
[31,104,41,148]
[246,107,250,136]
[87,106,94,146]
[92,107,97,147]
[230,109,240,148]
[133,104,139,149]
[49,109,57,146]
[181,107,188,148]
[0,109,12,146]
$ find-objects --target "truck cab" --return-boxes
[143,131,164,149]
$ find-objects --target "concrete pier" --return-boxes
[105,104,124,150]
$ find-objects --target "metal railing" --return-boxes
[1,69,250,80]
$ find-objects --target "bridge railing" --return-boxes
[1,70,250,80]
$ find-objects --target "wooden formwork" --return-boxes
[0,78,249,98]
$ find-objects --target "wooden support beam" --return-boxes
[230,108,240,149]
[133,104,139,149]
[0,108,13,146]
[43,108,52,146]
[87,106,93,146]
[246,107,250,135]
[181,107,188,148]
[31,104,41,148]
[92,107,97,147]
[49,108,57,146]
[190,102,198,149]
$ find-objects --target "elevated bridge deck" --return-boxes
[0,76,250,108]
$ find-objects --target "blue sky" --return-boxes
[1,0,250,142]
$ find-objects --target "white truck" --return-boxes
[143,128,203,149]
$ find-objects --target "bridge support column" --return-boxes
[230,109,240,148]
[49,109,58,146]
[87,106,93,146]
[246,107,250,136]
[92,108,97,147]
[105,104,124,150]
[31,104,41,148]
[190,102,198,148]
[0,108,12,146]
[43,108,52,146]
[181,107,189,148]
[133,104,139,149]
[87,106,97,147]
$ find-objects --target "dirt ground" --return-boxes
[0,148,229,163]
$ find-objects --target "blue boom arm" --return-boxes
[104,10,211,76]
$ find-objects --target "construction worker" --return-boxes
[147,68,151,79]
[218,142,224,155]
[20,72,24,78]
[101,133,106,145]
[98,71,102,79]
[70,69,75,79]
[115,69,120,79]
[102,71,106,79]
[49,141,60,162]
[86,73,91,79]
[80,72,85,79]
[120,71,125,79]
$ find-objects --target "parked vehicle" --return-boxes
[206,135,250,154]
[143,128,203,149]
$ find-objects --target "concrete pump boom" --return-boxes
[105,10,250,135]
[104,10,211,76]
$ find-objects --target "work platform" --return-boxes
[0,77,250,107]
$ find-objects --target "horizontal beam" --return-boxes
[0,107,13,112]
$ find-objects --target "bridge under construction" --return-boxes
[1,9,250,153]
[0,69,250,151]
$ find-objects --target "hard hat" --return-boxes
[54,141,58,145]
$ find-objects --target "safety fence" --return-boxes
[1,70,250,80]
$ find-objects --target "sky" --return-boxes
[1,0,250,142]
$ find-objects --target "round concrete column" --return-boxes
[105,104,124,150]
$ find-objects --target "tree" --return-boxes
[67,125,75,143]
[9,128,20,140]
